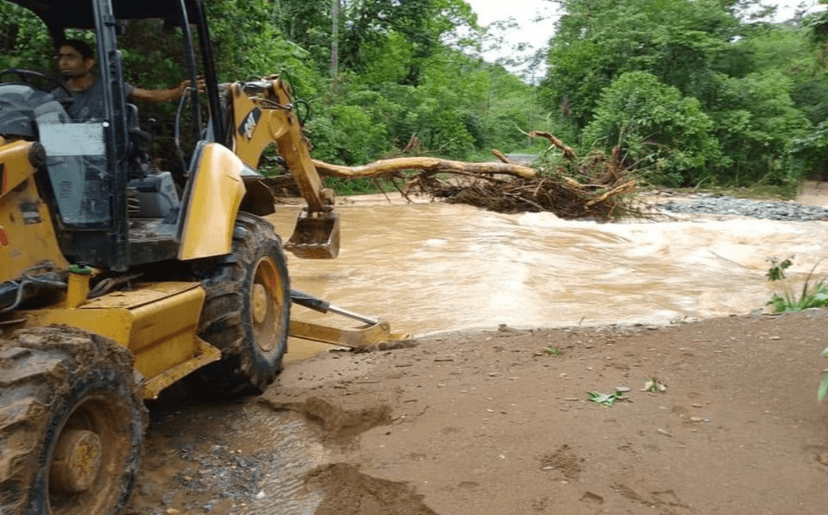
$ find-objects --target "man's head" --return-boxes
[57,39,95,81]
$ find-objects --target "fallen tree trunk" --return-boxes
[312,157,537,179]
[263,136,641,220]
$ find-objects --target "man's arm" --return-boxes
[129,79,205,103]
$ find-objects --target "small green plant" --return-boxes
[765,257,792,282]
[819,348,828,403]
[765,258,828,403]
[543,346,561,356]
[587,390,624,406]
[765,257,828,313]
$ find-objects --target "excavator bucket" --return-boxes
[285,210,340,259]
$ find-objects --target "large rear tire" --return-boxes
[190,212,290,396]
[0,326,146,515]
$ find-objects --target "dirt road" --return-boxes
[127,309,828,515]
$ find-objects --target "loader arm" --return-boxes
[229,78,339,259]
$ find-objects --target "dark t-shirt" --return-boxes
[52,77,134,122]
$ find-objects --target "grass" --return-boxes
[651,182,800,201]
[765,257,828,313]
[764,257,828,403]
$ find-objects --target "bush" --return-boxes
[0,2,54,71]
[710,71,812,186]
[789,121,828,180]
[582,71,720,187]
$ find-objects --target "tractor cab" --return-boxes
[0,0,244,273]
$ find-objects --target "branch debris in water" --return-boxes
[402,134,642,220]
[263,134,644,220]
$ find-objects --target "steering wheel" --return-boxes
[0,68,71,97]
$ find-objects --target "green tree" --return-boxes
[541,0,739,131]
[582,71,720,187]
[205,0,318,93]
[787,6,828,177]
[0,2,60,72]
[709,70,811,185]
[540,0,823,187]
[340,0,475,85]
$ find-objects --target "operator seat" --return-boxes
[124,100,181,219]
[128,171,179,218]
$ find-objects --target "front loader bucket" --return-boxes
[285,210,340,259]
[289,289,411,349]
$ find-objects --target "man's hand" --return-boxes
[177,77,207,97]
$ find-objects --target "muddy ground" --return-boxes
[126,309,828,515]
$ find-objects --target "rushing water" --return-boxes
[267,192,828,360]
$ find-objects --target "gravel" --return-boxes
[659,194,828,222]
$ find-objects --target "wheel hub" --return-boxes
[50,429,102,494]
[252,283,268,325]
[252,257,281,354]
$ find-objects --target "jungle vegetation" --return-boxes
[1,0,827,190]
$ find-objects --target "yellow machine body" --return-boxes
[25,280,220,399]
[0,138,69,281]
[178,143,247,260]
[0,135,225,400]
[0,79,402,403]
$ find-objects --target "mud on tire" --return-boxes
[0,326,146,515]
[189,212,290,396]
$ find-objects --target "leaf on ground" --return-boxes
[587,391,624,406]
[819,373,828,403]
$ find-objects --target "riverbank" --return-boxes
[127,310,828,515]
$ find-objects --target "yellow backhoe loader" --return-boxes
[0,1,402,513]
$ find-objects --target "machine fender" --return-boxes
[177,143,246,260]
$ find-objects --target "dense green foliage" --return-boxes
[1,0,826,188]
[582,71,720,186]
[541,0,828,187]
[1,1,56,71]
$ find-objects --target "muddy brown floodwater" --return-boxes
[126,187,828,515]
[269,192,828,360]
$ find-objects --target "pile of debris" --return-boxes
[269,132,642,220]
[404,132,640,219]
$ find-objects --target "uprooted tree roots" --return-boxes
[408,173,638,219]
[400,132,641,220]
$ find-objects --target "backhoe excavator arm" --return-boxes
[229,78,339,259]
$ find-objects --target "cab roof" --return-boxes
[8,0,201,34]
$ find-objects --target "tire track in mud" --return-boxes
[307,463,437,515]
[127,386,432,515]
